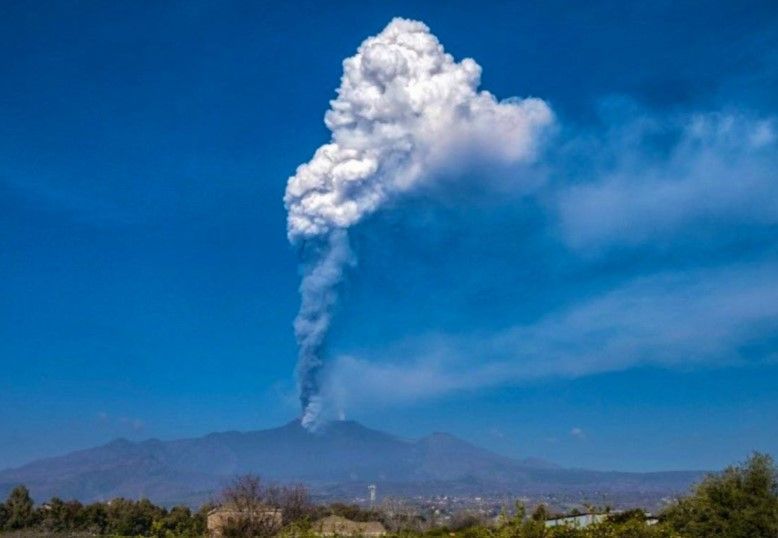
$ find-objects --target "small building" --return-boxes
[314,515,387,537]
[544,513,609,529]
[207,505,283,537]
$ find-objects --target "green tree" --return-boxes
[79,501,108,534]
[152,505,204,537]
[38,497,84,532]
[531,504,551,522]
[663,452,778,538]
[105,497,164,536]
[520,518,547,538]
[495,501,525,538]
[4,484,35,530]
[0,501,8,529]
[192,503,214,535]
[607,509,646,525]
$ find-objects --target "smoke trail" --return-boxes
[294,230,354,429]
[285,18,553,429]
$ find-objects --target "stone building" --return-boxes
[207,505,283,537]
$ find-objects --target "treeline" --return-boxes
[0,453,776,537]
[0,487,209,536]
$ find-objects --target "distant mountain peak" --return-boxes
[105,438,134,448]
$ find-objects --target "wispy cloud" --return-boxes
[322,260,778,414]
[0,173,133,225]
[556,110,778,251]
[96,412,146,433]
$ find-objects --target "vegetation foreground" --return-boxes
[0,453,776,538]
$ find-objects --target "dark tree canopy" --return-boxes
[663,452,778,538]
[4,484,35,530]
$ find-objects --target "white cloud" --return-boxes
[556,112,778,251]
[320,261,778,415]
[285,17,553,241]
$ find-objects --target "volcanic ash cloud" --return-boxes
[284,17,553,430]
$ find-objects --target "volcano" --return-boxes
[0,419,703,506]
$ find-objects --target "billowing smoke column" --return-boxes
[284,18,553,430]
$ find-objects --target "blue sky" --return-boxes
[1,0,777,471]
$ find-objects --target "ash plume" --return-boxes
[293,229,354,429]
[284,18,553,429]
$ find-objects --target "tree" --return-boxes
[4,484,35,530]
[663,452,778,538]
[0,501,8,529]
[219,475,283,538]
[449,510,485,531]
[152,505,202,538]
[104,497,163,536]
[275,484,313,525]
[79,502,108,534]
[531,504,550,522]
[37,497,83,532]
[607,508,647,525]
[192,502,214,536]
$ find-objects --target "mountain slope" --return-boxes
[0,420,703,506]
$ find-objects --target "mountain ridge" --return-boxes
[0,419,704,507]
